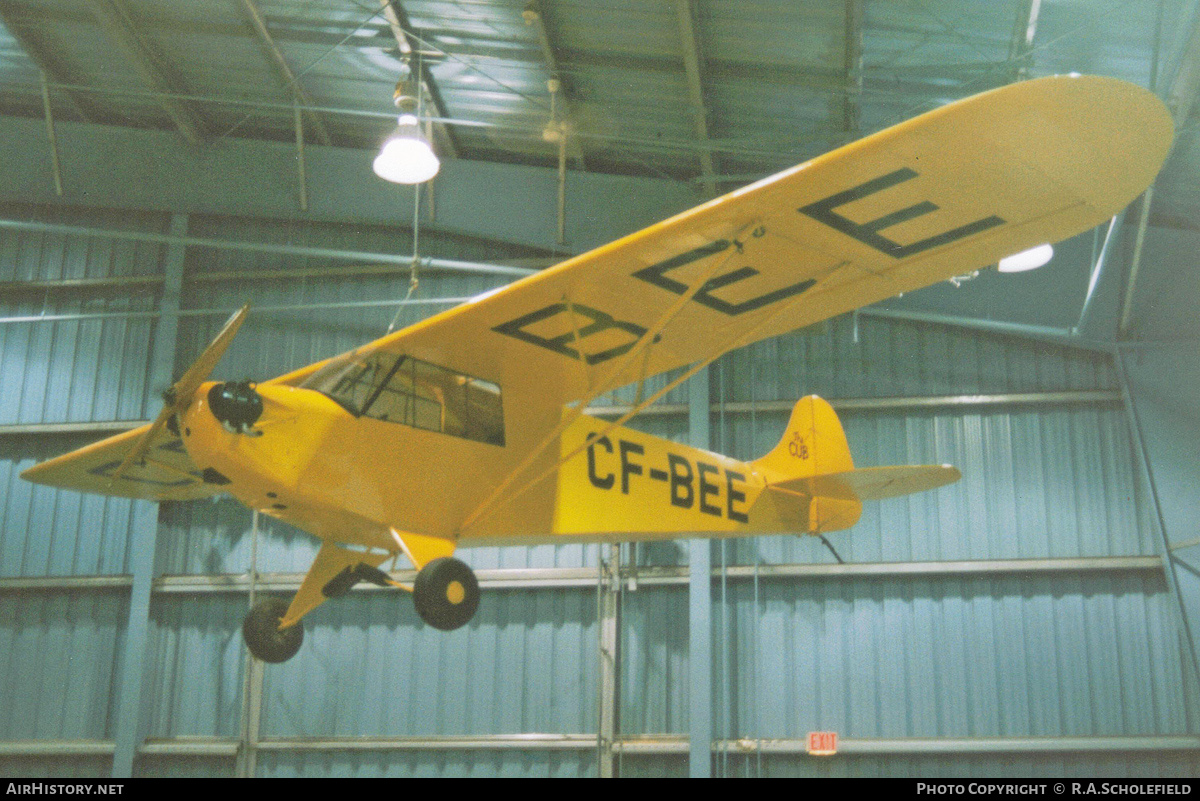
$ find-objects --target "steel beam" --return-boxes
[0,575,133,591]
[33,78,793,162]
[1115,347,1200,713]
[0,113,697,253]
[596,543,619,777]
[294,102,308,211]
[859,307,1114,353]
[842,0,863,135]
[440,39,1010,97]
[1121,0,1200,336]
[110,214,186,779]
[0,274,163,294]
[0,740,116,756]
[1007,0,1042,81]
[0,297,471,326]
[1166,0,1200,127]
[0,217,536,276]
[674,0,717,196]
[0,420,146,436]
[37,72,64,196]
[522,2,586,170]
[0,390,1122,437]
[687,367,712,777]
[0,2,108,122]
[237,0,332,146]
[84,0,207,144]
[1119,189,1155,337]
[0,557,1163,597]
[4,733,1198,759]
[379,0,459,159]
[236,511,264,778]
[257,733,600,751]
[586,389,1124,419]
[616,735,1200,756]
[0,254,542,295]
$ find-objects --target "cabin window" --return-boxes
[301,352,504,446]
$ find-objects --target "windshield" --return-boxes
[301,351,504,446]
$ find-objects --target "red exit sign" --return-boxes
[806,731,838,756]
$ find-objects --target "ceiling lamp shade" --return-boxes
[997,243,1054,273]
[373,114,440,184]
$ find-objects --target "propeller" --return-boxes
[112,304,250,480]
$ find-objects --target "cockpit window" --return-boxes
[301,351,504,446]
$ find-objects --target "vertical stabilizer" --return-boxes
[751,395,853,479]
[751,395,860,534]
[751,395,961,535]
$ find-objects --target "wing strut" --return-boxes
[459,223,767,534]
[459,253,853,535]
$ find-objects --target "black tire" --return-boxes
[242,597,304,663]
[412,557,480,631]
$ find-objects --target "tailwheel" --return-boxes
[412,557,480,631]
[242,597,303,663]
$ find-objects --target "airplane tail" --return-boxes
[751,395,855,480]
[752,396,960,534]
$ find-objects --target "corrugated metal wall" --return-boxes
[1,203,1197,778]
[612,317,1198,777]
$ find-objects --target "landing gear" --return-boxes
[412,557,480,631]
[242,597,303,663]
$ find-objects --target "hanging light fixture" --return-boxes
[997,243,1054,273]
[374,113,440,184]
[373,72,440,185]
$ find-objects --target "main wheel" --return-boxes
[412,557,480,631]
[242,597,303,663]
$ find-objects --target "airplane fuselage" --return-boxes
[179,381,819,555]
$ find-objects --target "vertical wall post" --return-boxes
[688,366,712,777]
[111,213,187,777]
[597,542,620,777]
[237,510,264,778]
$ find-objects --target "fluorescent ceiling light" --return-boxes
[998,243,1053,273]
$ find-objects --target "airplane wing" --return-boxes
[19,423,221,501]
[20,306,250,500]
[270,75,1171,420]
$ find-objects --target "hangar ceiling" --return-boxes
[0,1,1196,342]
[0,0,1190,180]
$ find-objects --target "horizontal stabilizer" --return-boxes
[770,464,961,502]
[19,424,222,502]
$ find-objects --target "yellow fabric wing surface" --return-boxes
[24,76,1171,505]
[273,76,1171,418]
[20,423,220,501]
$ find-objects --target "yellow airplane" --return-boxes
[21,75,1172,663]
